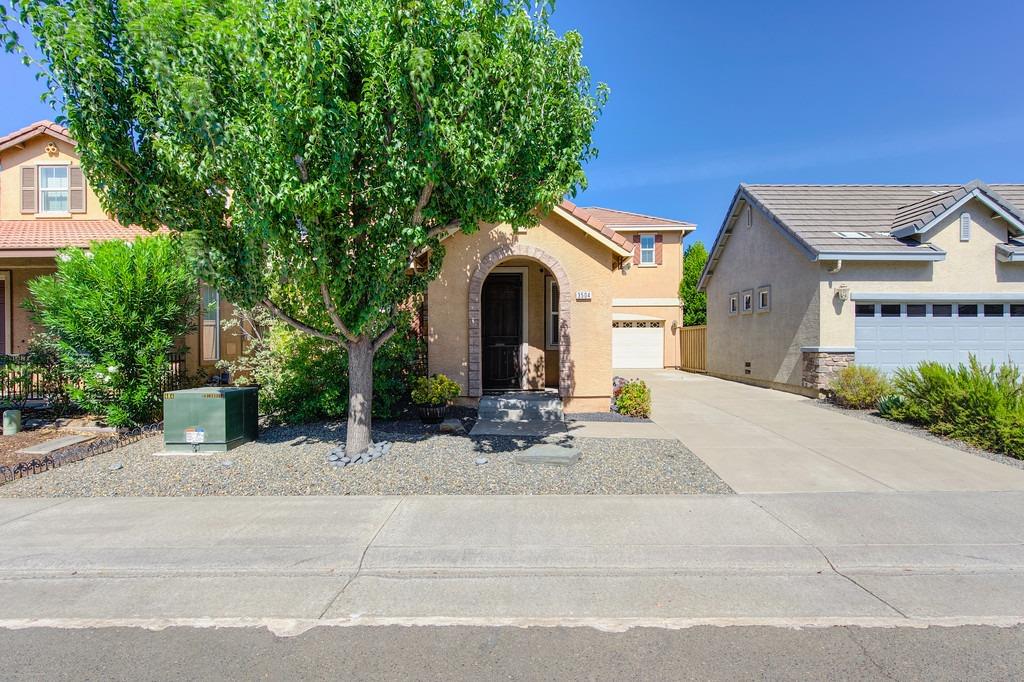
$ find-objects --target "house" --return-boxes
[0,120,239,374]
[698,181,1024,396]
[427,203,695,411]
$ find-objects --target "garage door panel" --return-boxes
[855,300,1024,373]
[612,322,664,369]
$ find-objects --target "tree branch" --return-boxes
[427,218,460,240]
[373,325,398,353]
[320,282,357,342]
[412,182,434,227]
[293,155,309,183]
[261,299,342,344]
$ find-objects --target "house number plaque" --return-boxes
[575,291,592,301]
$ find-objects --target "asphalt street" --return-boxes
[3,624,1023,681]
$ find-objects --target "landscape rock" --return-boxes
[220,460,234,468]
[514,444,581,467]
[439,419,466,435]
[108,462,124,472]
[474,457,489,465]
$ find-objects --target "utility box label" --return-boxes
[184,427,206,444]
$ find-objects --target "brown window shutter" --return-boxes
[20,166,37,214]
[655,234,663,265]
[69,166,86,213]
[632,234,641,265]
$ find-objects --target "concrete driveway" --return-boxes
[636,370,1024,494]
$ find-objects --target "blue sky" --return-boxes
[3,0,1023,247]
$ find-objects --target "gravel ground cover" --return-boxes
[566,412,652,423]
[0,421,732,497]
[813,400,1024,471]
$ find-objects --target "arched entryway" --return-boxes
[468,244,572,398]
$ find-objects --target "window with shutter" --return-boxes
[20,166,37,213]
[69,167,86,213]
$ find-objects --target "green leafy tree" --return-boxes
[26,237,197,426]
[4,0,604,454]
[680,240,708,326]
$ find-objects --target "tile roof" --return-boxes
[557,201,635,252]
[0,120,75,154]
[0,220,162,253]
[573,205,696,231]
[699,181,1024,289]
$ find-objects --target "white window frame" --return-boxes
[728,293,739,316]
[38,165,70,215]
[639,233,656,266]
[757,285,771,313]
[741,289,754,314]
[545,276,560,350]
[201,286,221,362]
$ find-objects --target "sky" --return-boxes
[2,0,1023,248]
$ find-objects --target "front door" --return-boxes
[482,273,523,390]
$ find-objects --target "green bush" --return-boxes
[26,237,197,426]
[892,357,1024,458]
[410,374,461,407]
[877,393,905,420]
[222,307,424,423]
[615,379,652,418]
[830,365,891,410]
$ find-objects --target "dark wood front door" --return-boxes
[482,273,522,390]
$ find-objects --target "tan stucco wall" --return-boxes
[1,264,56,353]
[705,204,820,387]
[427,214,617,409]
[0,136,107,220]
[819,198,1024,347]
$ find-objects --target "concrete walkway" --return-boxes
[1,493,1023,627]
[636,370,1024,494]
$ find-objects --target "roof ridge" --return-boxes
[581,205,695,226]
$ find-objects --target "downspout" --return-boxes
[826,259,842,274]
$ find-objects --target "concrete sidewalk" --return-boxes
[1,493,1023,628]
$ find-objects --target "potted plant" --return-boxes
[411,374,461,424]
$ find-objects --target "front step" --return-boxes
[478,392,564,423]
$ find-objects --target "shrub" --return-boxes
[877,393,905,420]
[221,306,424,423]
[615,379,652,418]
[26,237,197,427]
[830,365,891,410]
[411,374,461,407]
[892,357,1024,458]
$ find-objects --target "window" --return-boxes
[38,166,69,213]
[728,293,739,316]
[907,304,927,317]
[960,212,971,242]
[741,289,753,314]
[756,285,770,313]
[1011,304,1024,318]
[958,304,978,318]
[201,286,220,362]
[932,304,953,317]
[639,234,656,266]
[855,304,876,317]
[984,304,1005,317]
[546,278,560,350]
[880,304,901,318]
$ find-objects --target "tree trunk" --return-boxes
[346,336,374,455]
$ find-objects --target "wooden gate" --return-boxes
[679,325,707,373]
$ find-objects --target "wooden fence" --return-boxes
[679,325,707,373]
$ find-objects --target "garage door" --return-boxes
[612,320,664,369]
[855,301,1024,373]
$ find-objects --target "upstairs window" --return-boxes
[639,234,656,265]
[39,166,69,213]
[201,286,221,362]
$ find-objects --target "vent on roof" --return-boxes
[960,212,971,242]
[833,231,870,239]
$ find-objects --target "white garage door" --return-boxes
[855,301,1024,373]
[612,320,664,369]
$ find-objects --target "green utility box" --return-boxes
[163,387,259,453]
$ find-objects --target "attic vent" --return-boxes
[960,212,971,242]
[833,231,870,239]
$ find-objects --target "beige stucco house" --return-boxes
[699,181,1024,396]
[0,120,240,375]
[427,203,695,412]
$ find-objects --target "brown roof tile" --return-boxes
[0,220,164,253]
[0,120,75,154]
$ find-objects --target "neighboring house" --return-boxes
[699,181,1024,396]
[0,120,239,374]
[427,203,695,411]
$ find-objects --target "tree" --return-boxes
[680,240,708,327]
[4,0,605,454]
[27,237,197,426]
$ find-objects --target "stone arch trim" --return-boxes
[468,244,572,398]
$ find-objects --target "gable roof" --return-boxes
[569,205,696,232]
[0,120,76,154]
[0,220,162,256]
[699,182,1024,290]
